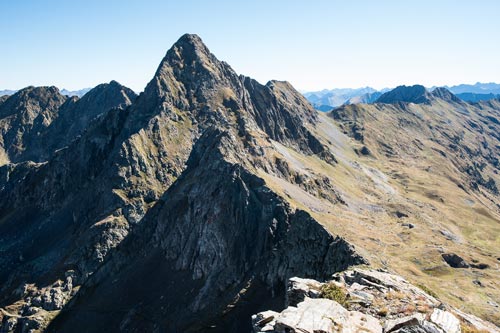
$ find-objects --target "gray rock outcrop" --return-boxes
[253,269,499,333]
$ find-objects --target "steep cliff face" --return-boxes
[242,78,328,157]
[46,128,364,332]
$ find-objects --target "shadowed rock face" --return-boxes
[0,95,9,106]
[32,80,137,161]
[0,34,363,332]
[376,85,462,105]
[0,86,67,163]
[46,128,364,332]
[0,81,137,164]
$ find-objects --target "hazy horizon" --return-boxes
[3,81,500,96]
[1,1,499,92]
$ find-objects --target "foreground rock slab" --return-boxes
[253,269,500,333]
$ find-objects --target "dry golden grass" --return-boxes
[398,304,417,316]
[260,110,500,325]
[416,304,432,313]
[377,307,389,317]
[386,291,407,300]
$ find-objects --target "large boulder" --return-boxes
[253,298,382,333]
[442,253,470,268]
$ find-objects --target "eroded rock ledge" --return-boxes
[252,269,499,333]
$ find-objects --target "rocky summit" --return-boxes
[0,34,499,333]
[375,85,433,104]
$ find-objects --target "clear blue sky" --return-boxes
[1,0,499,92]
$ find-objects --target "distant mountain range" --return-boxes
[454,92,500,102]
[303,87,385,110]
[4,82,499,106]
[0,90,16,96]
[60,87,92,97]
[305,82,500,110]
[345,91,383,105]
[0,87,92,98]
[446,82,500,94]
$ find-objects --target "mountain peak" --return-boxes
[0,86,66,117]
[164,33,212,65]
[175,33,205,47]
[431,87,461,103]
[77,80,137,107]
[88,80,133,95]
[108,79,122,87]
[376,85,431,104]
[143,33,228,101]
[17,85,61,97]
